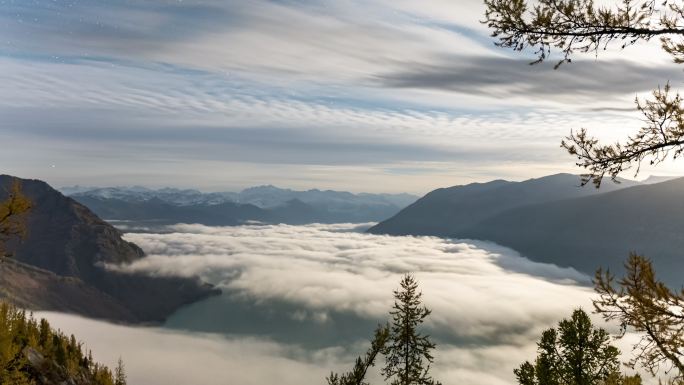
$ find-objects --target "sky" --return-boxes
[3,0,684,193]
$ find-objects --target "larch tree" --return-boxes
[382,274,440,385]
[114,356,127,385]
[0,179,31,258]
[484,0,684,187]
[594,254,684,379]
[514,309,621,385]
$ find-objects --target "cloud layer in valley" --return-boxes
[118,223,593,342]
[58,222,643,385]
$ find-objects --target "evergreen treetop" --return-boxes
[382,274,439,385]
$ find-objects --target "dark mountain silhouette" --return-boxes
[368,174,637,236]
[461,177,684,285]
[369,173,684,285]
[0,175,217,323]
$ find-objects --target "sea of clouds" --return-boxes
[40,223,645,385]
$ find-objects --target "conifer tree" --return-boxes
[382,274,440,385]
[326,274,441,385]
[327,324,390,385]
[115,356,127,385]
[514,309,620,385]
[0,302,118,384]
[38,319,51,348]
[594,254,684,379]
[0,179,31,258]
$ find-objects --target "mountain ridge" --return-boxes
[65,184,417,208]
[460,177,684,284]
[368,173,638,236]
[0,175,218,323]
[368,173,684,285]
[68,184,418,225]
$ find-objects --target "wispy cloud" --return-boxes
[3,0,683,190]
[375,57,684,104]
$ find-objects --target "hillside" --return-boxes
[368,174,637,236]
[0,175,218,323]
[461,177,684,284]
[0,259,136,322]
[0,301,122,384]
[369,174,684,285]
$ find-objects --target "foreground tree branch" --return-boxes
[327,324,390,385]
[562,84,684,186]
[485,0,684,186]
[594,254,684,378]
[483,0,684,67]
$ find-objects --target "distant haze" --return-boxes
[65,184,419,225]
[62,184,418,208]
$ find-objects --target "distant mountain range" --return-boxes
[0,175,218,323]
[640,175,679,184]
[50,174,684,288]
[65,185,418,225]
[369,173,684,285]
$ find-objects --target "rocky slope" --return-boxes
[0,258,136,322]
[0,175,218,323]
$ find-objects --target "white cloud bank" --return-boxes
[37,223,648,385]
[117,223,593,341]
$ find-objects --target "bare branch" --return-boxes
[561,85,684,187]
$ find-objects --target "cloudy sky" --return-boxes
[3,0,684,193]
[37,222,646,385]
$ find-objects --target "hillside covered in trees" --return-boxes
[0,301,125,385]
